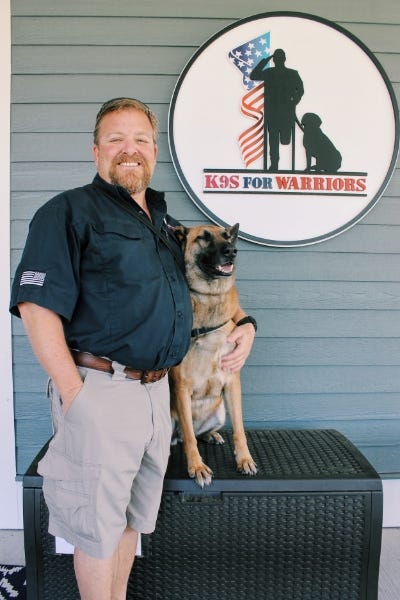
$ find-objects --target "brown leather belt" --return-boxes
[71,350,169,384]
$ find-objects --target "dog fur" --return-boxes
[169,223,257,487]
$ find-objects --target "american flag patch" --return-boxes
[20,270,46,287]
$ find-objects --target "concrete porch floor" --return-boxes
[1,528,399,598]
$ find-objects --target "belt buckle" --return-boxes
[141,370,154,384]
[140,368,168,384]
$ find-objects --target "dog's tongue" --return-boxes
[217,262,234,274]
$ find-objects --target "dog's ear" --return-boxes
[227,223,239,242]
[171,225,189,247]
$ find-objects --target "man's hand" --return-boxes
[220,322,255,373]
[18,302,83,414]
[61,383,84,415]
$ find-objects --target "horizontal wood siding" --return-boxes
[10,0,400,475]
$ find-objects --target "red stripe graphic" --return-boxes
[238,83,264,167]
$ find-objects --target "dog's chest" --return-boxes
[185,332,235,397]
[190,331,234,362]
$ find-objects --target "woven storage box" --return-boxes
[23,429,383,599]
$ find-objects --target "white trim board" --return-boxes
[382,479,400,527]
[0,0,22,530]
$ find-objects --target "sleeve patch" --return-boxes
[20,270,46,287]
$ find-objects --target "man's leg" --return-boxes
[268,124,279,171]
[74,527,138,600]
[111,527,138,599]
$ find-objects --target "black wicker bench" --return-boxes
[23,429,383,599]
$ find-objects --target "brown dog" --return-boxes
[169,223,257,487]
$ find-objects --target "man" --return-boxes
[250,49,304,171]
[10,98,256,599]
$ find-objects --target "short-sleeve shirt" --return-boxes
[10,174,193,370]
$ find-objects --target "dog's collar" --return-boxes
[191,321,229,338]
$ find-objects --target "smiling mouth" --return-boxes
[115,152,144,168]
[217,262,234,275]
[199,261,235,277]
[119,160,141,167]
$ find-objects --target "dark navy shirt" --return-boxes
[10,174,192,370]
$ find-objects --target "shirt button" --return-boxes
[177,311,183,318]
[170,351,177,358]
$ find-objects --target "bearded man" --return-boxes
[10,98,256,599]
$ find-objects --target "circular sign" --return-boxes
[168,12,399,246]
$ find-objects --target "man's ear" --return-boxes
[92,144,99,167]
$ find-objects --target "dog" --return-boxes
[169,223,257,487]
[301,112,342,173]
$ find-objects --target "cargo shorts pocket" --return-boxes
[38,447,101,542]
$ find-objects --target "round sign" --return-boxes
[168,12,399,246]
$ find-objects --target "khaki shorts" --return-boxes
[38,365,172,559]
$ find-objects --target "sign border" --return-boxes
[168,11,399,247]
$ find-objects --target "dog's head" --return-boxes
[301,112,322,130]
[173,223,239,289]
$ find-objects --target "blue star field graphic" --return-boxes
[229,32,271,90]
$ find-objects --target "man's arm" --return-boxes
[220,307,256,373]
[249,57,269,81]
[18,302,83,414]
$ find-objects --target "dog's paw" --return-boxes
[201,431,225,445]
[188,463,213,488]
[237,457,258,476]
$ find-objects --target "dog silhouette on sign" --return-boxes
[301,112,342,173]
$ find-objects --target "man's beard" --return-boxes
[109,153,152,195]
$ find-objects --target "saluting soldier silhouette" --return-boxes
[250,49,304,171]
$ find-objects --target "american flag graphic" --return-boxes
[20,270,46,286]
[229,32,270,167]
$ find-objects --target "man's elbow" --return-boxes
[18,302,59,322]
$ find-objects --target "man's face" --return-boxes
[93,108,158,196]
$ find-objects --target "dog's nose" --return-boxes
[223,245,237,258]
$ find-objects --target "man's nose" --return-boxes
[121,138,140,156]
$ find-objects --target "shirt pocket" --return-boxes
[89,221,157,283]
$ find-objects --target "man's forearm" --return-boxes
[18,302,82,409]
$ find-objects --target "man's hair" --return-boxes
[93,97,159,145]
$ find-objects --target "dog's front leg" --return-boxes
[224,374,257,476]
[181,402,214,487]
[171,377,213,487]
[304,149,313,172]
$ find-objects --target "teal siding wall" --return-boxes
[10,0,400,475]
